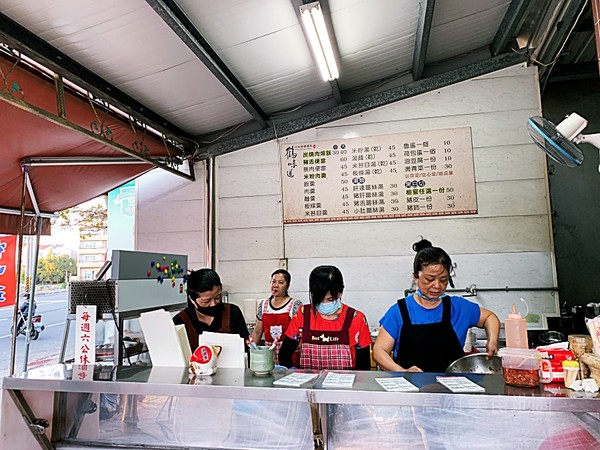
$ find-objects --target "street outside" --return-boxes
[0,290,69,377]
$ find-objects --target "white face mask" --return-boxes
[416,289,441,302]
[317,298,341,315]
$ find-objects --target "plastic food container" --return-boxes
[498,348,542,387]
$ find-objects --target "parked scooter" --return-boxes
[11,293,45,340]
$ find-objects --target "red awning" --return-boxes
[0,53,185,235]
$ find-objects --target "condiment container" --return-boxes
[498,347,542,387]
[562,360,580,388]
[249,345,275,375]
[536,347,575,382]
[505,304,528,349]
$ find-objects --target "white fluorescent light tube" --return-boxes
[300,2,339,81]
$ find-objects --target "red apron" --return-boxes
[299,305,355,370]
[261,297,297,365]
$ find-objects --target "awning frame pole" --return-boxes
[21,215,42,373]
[9,169,27,375]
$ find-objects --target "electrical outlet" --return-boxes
[278,258,287,269]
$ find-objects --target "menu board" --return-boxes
[280,127,477,224]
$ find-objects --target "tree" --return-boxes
[37,253,77,284]
[55,196,108,236]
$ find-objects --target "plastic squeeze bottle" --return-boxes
[505,304,528,348]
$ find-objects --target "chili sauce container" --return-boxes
[498,348,542,387]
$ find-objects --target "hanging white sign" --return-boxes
[75,305,97,366]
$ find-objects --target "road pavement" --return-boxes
[0,291,69,377]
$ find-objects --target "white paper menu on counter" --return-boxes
[436,376,485,393]
[273,372,319,387]
[375,377,419,392]
[321,372,355,389]
[139,309,187,368]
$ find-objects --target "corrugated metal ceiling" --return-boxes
[0,0,597,161]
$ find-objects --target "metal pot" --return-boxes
[538,330,565,345]
[445,353,502,374]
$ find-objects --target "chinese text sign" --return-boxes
[0,235,17,308]
[75,305,97,365]
[280,128,477,224]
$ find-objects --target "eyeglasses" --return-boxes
[189,289,222,306]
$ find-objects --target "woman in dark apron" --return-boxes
[373,238,500,373]
[173,268,249,352]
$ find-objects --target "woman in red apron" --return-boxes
[251,269,303,365]
[279,266,372,370]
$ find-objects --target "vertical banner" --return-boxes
[0,235,17,308]
[75,305,97,365]
[108,180,136,255]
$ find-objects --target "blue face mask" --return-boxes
[416,289,441,302]
[317,298,341,315]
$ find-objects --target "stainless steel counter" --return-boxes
[2,365,600,449]
[4,364,599,409]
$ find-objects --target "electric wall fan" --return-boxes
[527,113,600,171]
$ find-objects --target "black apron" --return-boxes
[175,303,232,351]
[394,296,465,373]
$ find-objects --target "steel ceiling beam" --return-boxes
[0,90,195,181]
[0,12,194,149]
[197,52,526,158]
[22,156,152,166]
[146,0,269,128]
[491,0,533,56]
[412,0,436,81]
[538,0,587,90]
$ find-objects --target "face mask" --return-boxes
[317,298,341,315]
[415,289,441,302]
[195,302,224,317]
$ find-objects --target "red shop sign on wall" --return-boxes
[0,235,17,308]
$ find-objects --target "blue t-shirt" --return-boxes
[379,294,481,358]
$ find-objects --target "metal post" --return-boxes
[22,216,42,373]
[205,157,216,269]
[9,170,28,376]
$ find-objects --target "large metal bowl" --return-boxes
[445,353,502,374]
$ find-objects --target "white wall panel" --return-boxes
[136,200,203,233]
[282,251,555,327]
[318,64,536,127]
[219,259,284,294]
[284,215,550,258]
[219,195,282,229]
[218,165,281,198]
[137,230,204,270]
[474,144,545,182]
[219,227,282,261]
[218,140,279,167]
[287,251,553,294]
[475,179,548,217]
[136,164,205,268]
[292,109,538,148]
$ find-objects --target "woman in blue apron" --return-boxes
[373,239,500,373]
